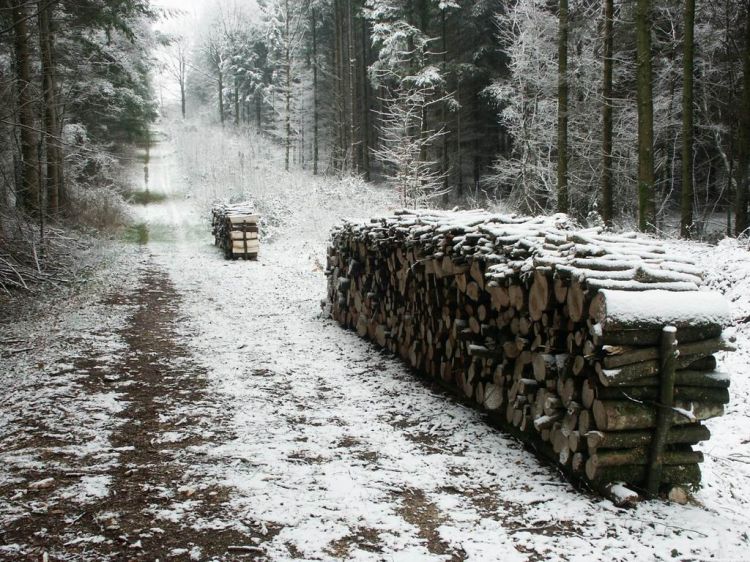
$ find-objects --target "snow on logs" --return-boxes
[211,203,260,260]
[326,209,732,501]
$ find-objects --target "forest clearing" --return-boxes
[2,0,750,560]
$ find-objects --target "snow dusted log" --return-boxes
[326,209,732,500]
[605,483,641,508]
[589,290,730,342]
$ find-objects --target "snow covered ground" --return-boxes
[1,123,749,560]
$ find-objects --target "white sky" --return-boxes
[152,0,203,33]
[150,0,262,105]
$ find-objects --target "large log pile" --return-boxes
[326,210,732,500]
[211,203,260,260]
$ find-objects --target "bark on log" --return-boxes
[582,383,728,409]
[585,463,701,487]
[601,337,731,369]
[586,425,711,450]
[592,325,723,346]
[617,369,730,389]
[596,353,720,387]
[587,447,702,471]
[592,399,724,431]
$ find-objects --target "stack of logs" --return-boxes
[326,210,732,502]
[211,203,260,260]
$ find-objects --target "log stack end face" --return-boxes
[211,203,260,260]
[326,209,732,500]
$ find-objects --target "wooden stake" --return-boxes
[646,326,678,496]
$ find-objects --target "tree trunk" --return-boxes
[441,8,449,195]
[13,0,40,214]
[557,0,569,214]
[735,2,750,235]
[39,0,61,216]
[312,7,319,175]
[636,0,656,231]
[234,79,240,127]
[680,0,696,237]
[601,0,614,225]
[347,0,357,173]
[218,71,224,127]
[255,90,262,131]
[334,0,348,172]
[285,0,291,172]
[360,9,371,181]
[180,80,186,119]
[457,80,463,196]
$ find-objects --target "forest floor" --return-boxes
[1,122,750,561]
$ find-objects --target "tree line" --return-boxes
[178,0,750,237]
[0,0,157,222]
[2,0,748,239]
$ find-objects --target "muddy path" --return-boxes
[1,259,276,560]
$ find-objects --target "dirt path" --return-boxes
[1,259,282,560]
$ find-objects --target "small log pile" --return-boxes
[211,203,260,260]
[326,209,732,500]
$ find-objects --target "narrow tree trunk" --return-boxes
[457,80,463,196]
[234,79,240,127]
[180,44,186,119]
[360,9,371,181]
[333,0,341,170]
[557,0,569,214]
[39,0,61,216]
[335,0,348,171]
[636,0,656,231]
[284,0,291,171]
[601,0,614,225]
[347,0,357,172]
[312,7,319,175]
[735,2,750,235]
[441,8,449,195]
[218,71,224,127]
[680,0,696,237]
[727,133,734,236]
[12,0,40,214]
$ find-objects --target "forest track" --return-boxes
[0,257,279,560]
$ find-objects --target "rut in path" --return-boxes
[1,261,278,560]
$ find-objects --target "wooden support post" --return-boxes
[647,326,678,496]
